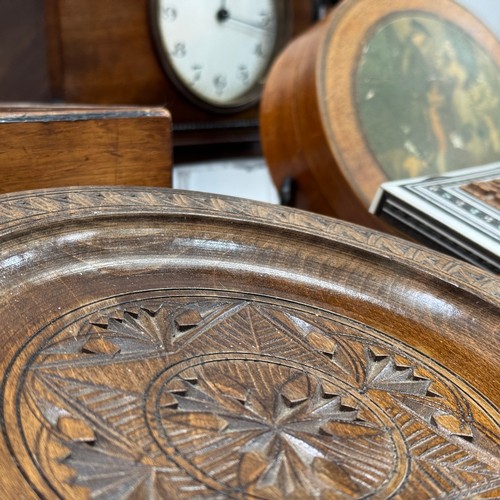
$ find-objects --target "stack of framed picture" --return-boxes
[370,163,500,273]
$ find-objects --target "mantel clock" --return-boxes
[46,0,311,146]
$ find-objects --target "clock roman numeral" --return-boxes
[238,65,250,84]
[259,11,271,27]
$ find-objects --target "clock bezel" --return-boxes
[149,0,292,113]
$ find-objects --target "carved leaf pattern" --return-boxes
[64,445,160,499]
[33,300,234,370]
[7,298,498,499]
[364,348,433,395]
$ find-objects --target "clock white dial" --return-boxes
[153,0,281,109]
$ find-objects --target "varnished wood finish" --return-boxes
[45,0,315,146]
[260,0,500,228]
[0,187,498,498]
[0,106,172,194]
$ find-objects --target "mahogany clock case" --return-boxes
[44,0,315,147]
[0,187,498,498]
[260,0,500,228]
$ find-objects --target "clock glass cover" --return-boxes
[151,0,286,110]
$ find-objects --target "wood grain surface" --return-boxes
[0,187,498,498]
[0,106,172,194]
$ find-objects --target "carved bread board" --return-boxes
[0,187,498,498]
[260,0,500,229]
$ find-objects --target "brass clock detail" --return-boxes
[150,0,290,112]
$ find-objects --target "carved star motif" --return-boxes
[11,299,499,499]
[155,360,392,498]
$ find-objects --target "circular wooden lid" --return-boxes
[0,187,498,497]
[261,0,500,227]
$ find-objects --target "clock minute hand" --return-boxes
[217,8,270,32]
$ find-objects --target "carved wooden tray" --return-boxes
[0,187,498,498]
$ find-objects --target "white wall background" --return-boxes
[456,0,500,39]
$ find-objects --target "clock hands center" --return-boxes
[216,7,230,22]
[216,8,269,32]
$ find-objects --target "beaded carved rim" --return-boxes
[0,186,496,299]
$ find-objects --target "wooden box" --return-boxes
[0,105,172,194]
